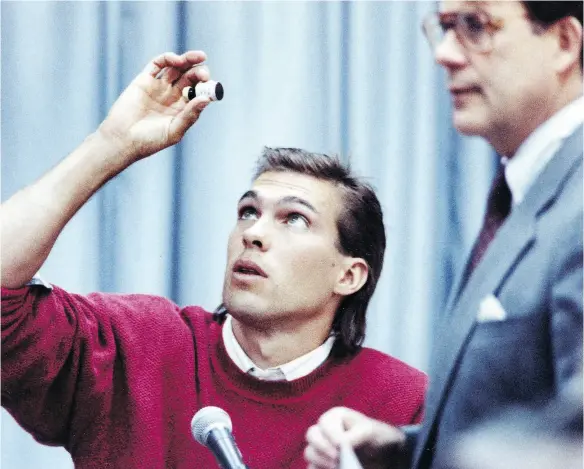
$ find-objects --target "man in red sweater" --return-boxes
[1,51,426,468]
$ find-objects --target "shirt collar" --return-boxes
[504,96,584,206]
[222,314,335,381]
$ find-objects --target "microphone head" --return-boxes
[191,406,233,445]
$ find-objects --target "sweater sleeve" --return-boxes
[1,284,183,449]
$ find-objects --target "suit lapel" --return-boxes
[414,125,583,467]
[414,207,536,466]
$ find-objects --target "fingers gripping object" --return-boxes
[183,81,224,102]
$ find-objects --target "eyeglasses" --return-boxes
[422,10,505,54]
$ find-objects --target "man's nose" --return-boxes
[242,219,271,251]
[434,30,468,69]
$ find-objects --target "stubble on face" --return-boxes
[221,171,347,330]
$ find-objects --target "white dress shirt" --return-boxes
[222,314,335,382]
[504,96,584,206]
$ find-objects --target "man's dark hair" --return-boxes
[522,1,583,67]
[215,147,386,358]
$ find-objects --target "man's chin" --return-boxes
[453,115,488,137]
[223,292,268,318]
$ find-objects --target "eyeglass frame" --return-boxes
[421,9,506,54]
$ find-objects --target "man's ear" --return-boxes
[333,257,369,297]
[553,16,583,75]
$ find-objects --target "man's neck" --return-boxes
[230,315,332,369]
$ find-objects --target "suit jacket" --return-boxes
[411,125,583,469]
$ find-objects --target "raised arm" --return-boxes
[1,51,213,288]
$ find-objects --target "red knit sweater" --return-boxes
[1,285,427,469]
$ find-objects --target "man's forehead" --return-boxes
[247,171,340,208]
[252,172,315,194]
[439,0,519,14]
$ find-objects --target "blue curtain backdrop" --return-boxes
[1,1,495,467]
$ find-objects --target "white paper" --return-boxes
[339,443,364,469]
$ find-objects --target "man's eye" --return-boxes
[439,19,456,33]
[461,13,485,34]
[239,207,258,220]
[286,213,309,227]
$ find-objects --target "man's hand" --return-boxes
[97,50,213,163]
[1,50,216,288]
[304,407,406,469]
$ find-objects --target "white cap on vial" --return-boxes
[182,81,224,102]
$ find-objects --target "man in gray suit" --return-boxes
[304,2,583,468]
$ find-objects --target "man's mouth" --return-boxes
[449,85,482,95]
[449,86,482,108]
[232,259,267,278]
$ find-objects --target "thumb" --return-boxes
[343,422,377,449]
[345,419,404,451]
[329,409,375,448]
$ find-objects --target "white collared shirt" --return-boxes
[504,96,584,206]
[222,314,335,381]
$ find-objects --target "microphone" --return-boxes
[191,406,249,469]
